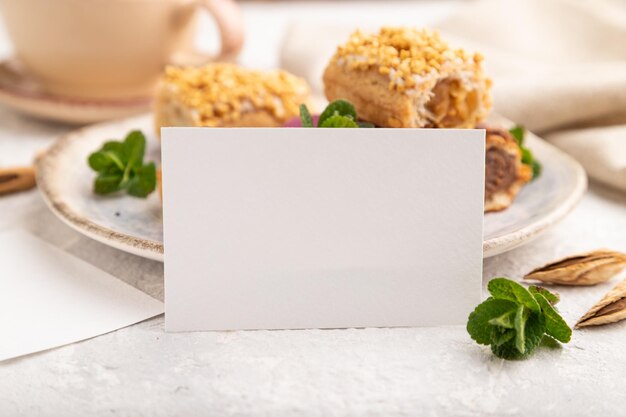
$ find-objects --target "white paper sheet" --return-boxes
[162,128,485,331]
[0,230,164,362]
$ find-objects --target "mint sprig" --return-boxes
[319,114,359,128]
[88,130,157,198]
[317,99,357,126]
[467,278,571,359]
[299,104,314,127]
[509,125,542,180]
[300,99,360,128]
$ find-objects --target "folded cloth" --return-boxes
[280,0,626,192]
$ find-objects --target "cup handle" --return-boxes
[174,0,244,66]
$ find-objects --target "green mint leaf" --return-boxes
[534,293,572,343]
[101,140,126,153]
[124,130,146,169]
[509,125,541,181]
[487,278,541,314]
[521,147,534,166]
[531,159,542,179]
[127,162,157,198]
[529,286,560,305]
[94,172,123,195]
[88,151,115,172]
[469,278,568,360]
[509,125,525,146]
[299,104,314,127]
[518,312,546,355]
[88,130,156,198]
[467,298,518,345]
[491,341,521,359]
[521,147,541,181]
[514,305,529,353]
[101,141,128,166]
[490,327,515,347]
[491,313,545,359]
[319,115,359,128]
[540,335,562,349]
[301,99,366,128]
[88,146,126,173]
[317,99,357,127]
[487,309,516,329]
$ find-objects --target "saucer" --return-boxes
[0,59,152,124]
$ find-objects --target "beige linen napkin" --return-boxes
[280,0,626,192]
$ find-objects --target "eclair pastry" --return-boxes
[323,27,491,128]
[483,126,532,212]
[154,63,310,132]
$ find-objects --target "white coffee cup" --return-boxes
[0,0,244,99]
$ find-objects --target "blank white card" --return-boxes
[162,128,485,331]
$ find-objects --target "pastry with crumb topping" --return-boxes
[154,64,310,133]
[323,27,491,128]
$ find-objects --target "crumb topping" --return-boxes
[161,64,310,126]
[332,27,485,93]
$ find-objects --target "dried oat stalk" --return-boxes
[523,249,626,286]
[576,278,626,328]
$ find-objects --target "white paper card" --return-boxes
[0,231,164,362]
[162,128,485,331]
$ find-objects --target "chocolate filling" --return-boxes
[485,147,517,200]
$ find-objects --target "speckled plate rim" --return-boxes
[36,115,587,261]
[35,122,165,261]
[483,149,587,257]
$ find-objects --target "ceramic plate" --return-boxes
[36,114,586,261]
[0,59,151,124]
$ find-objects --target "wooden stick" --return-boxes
[0,166,36,195]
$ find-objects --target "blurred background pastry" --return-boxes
[154,63,310,132]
